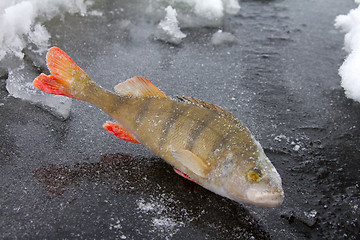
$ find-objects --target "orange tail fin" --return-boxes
[33,47,90,100]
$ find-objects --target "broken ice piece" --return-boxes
[211,30,237,45]
[154,6,186,45]
[6,69,72,120]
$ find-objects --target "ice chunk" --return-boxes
[155,6,186,45]
[335,1,360,102]
[6,68,72,120]
[211,30,237,45]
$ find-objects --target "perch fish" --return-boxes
[33,47,284,207]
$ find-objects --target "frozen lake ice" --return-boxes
[1,0,359,239]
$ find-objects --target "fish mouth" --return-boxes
[246,189,284,208]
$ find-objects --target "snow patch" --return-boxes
[148,0,240,44]
[136,195,195,238]
[211,30,237,45]
[335,0,360,102]
[155,6,186,45]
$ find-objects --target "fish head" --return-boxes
[220,141,284,208]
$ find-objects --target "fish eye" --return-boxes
[247,167,263,182]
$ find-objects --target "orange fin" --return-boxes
[33,47,90,100]
[174,168,199,184]
[47,46,88,84]
[114,76,168,98]
[103,121,140,144]
[33,74,75,98]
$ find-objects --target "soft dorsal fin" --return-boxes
[176,96,232,117]
[114,76,168,98]
[171,149,210,178]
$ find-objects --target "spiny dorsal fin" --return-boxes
[171,149,210,178]
[177,96,232,117]
[114,76,168,98]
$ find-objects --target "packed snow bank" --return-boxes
[335,0,360,102]
[0,0,92,61]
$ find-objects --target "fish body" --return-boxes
[33,47,284,207]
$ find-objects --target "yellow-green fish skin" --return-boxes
[83,86,283,207]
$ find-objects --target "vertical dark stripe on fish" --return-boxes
[135,98,152,127]
[210,130,237,155]
[159,102,191,147]
[186,112,217,151]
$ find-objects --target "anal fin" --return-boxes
[103,121,140,144]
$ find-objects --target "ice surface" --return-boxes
[335,0,360,102]
[6,68,72,120]
[211,30,237,45]
[155,6,186,45]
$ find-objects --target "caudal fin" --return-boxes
[33,47,90,100]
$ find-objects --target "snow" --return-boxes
[335,0,360,102]
[148,0,240,32]
[152,0,240,44]
[0,0,92,60]
[211,30,237,45]
[154,6,186,45]
[136,195,193,238]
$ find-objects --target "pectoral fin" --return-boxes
[171,149,209,178]
[174,168,199,184]
[103,121,140,144]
